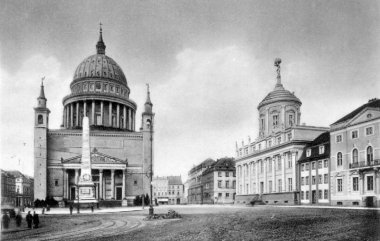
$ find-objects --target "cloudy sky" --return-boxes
[1,0,379,179]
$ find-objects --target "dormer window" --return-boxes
[319,146,325,154]
[306,149,311,157]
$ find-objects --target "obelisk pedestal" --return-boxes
[75,116,97,205]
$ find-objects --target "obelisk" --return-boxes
[76,116,97,203]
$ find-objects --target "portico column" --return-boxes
[99,169,103,199]
[123,106,127,129]
[70,103,74,127]
[128,108,132,130]
[92,100,95,125]
[83,101,87,117]
[116,104,120,128]
[111,169,115,199]
[75,169,79,199]
[292,151,297,191]
[109,102,113,127]
[255,161,259,194]
[122,169,126,199]
[264,159,267,193]
[76,102,79,126]
[67,106,70,127]
[282,154,286,192]
[272,156,276,192]
[63,168,67,198]
[100,101,104,125]
[66,170,69,199]
[63,106,66,128]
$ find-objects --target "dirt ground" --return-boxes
[2,205,380,241]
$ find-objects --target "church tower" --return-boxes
[34,79,50,200]
[141,84,154,194]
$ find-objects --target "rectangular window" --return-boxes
[312,176,316,185]
[301,164,305,171]
[353,177,359,191]
[351,130,358,139]
[289,114,294,126]
[319,146,325,154]
[318,190,322,199]
[312,162,316,170]
[301,177,305,185]
[226,193,230,198]
[306,149,311,157]
[233,181,236,189]
[233,172,236,177]
[306,176,310,185]
[324,190,328,199]
[305,163,310,171]
[306,191,309,200]
[318,161,322,169]
[367,176,374,191]
[318,175,322,184]
[226,172,229,177]
[365,127,373,136]
[218,193,222,198]
[273,115,279,127]
[218,172,222,177]
[336,135,342,143]
[337,179,343,192]
[226,181,230,188]
[301,191,304,200]
[288,178,292,191]
[324,174,328,184]
[218,181,222,188]
[324,160,328,168]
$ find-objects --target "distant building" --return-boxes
[330,98,380,207]
[153,177,169,205]
[152,176,185,205]
[202,158,236,204]
[1,170,16,207]
[235,59,328,205]
[167,176,185,204]
[7,170,34,207]
[187,159,215,204]
[298,132,330,205]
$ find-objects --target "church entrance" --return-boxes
[116,187,122,200]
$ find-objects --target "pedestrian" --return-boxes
[16,211,22,227]
[69,204,73,215]
[91,204,94,213]
[33,211,39,229]
[26,211,33,228]
[2,212,10,229]
[47,204,50,212]
[42,207,45,214]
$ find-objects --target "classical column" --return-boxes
[282,154,286,192]
[63,169,67,198]
[242,164,245,194]
[128,108,132,130]
[99,169,103,199]
[266,108,269,136]
[92,100,95,125]
[66,170,69,199]
[74,169,79,199]
[83,101,87,117]
[109,102,113,127]
[272,156,276,192]
[116,104,120,128]
[281,105,286,128]
[264,159,267,193]
[111,169,115,199]
[100,101,104,125]
[292,151,297,191]
[76,102,79,126]
[255,160,259,194]
[63,106,66,128]
[122,169,126,199]
[123,106,127,129]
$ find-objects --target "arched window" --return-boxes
[367,146,373,164]
[38,115,43,124]
[352,149,358,164]
[337,152,342,166]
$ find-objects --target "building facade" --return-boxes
[298,132,330,205]
[153,177,169,205]
[168,176,185,205]
[235,59,328,205]
[34,27,154,206]
[187,159,215,204]
[330,98,380,207]
[202,158,236,204]
[1,170,16,208]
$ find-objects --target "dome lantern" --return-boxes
[96,22,106,55]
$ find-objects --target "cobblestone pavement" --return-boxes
[2,205,380,241]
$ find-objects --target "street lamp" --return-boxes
[148,120,154,216]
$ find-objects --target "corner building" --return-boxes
[330,99,380,207]
[235,59,328,205]
[34,27,154,205]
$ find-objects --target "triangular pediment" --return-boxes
[61,149,127,165]
[347,107,380,126]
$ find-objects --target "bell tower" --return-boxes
[34,78,50,200]
[141,84,154,195]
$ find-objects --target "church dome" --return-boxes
[258,84,301,109]
[72,54,127,86]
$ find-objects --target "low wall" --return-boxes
[234,194,260,205]
[261,192,299,205]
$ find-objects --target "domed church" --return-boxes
[34,26,154,205]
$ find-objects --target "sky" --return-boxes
[0,0,379,180]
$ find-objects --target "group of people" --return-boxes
[1,210,39,230]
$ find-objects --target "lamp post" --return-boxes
[148,121,154,216]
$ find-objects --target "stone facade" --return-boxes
[153,177,169,205]
[34,27,154,206]
[187,159,215,204]
[235,59,328,205]
[330,99,380,207]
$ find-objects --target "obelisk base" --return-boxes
[75,181,98,205]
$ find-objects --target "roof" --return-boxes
[203,157,235,175]
[298,131,330,163]
[258,84,302,109]
[168,176,182,185]
[332,98,380,125]
[189,158,215,174]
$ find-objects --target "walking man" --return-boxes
[16,211,22,227]
[69,204,73,215]
[2,212,10,229]
[26,211,33,228]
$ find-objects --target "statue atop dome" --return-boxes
[274,58,282,87]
